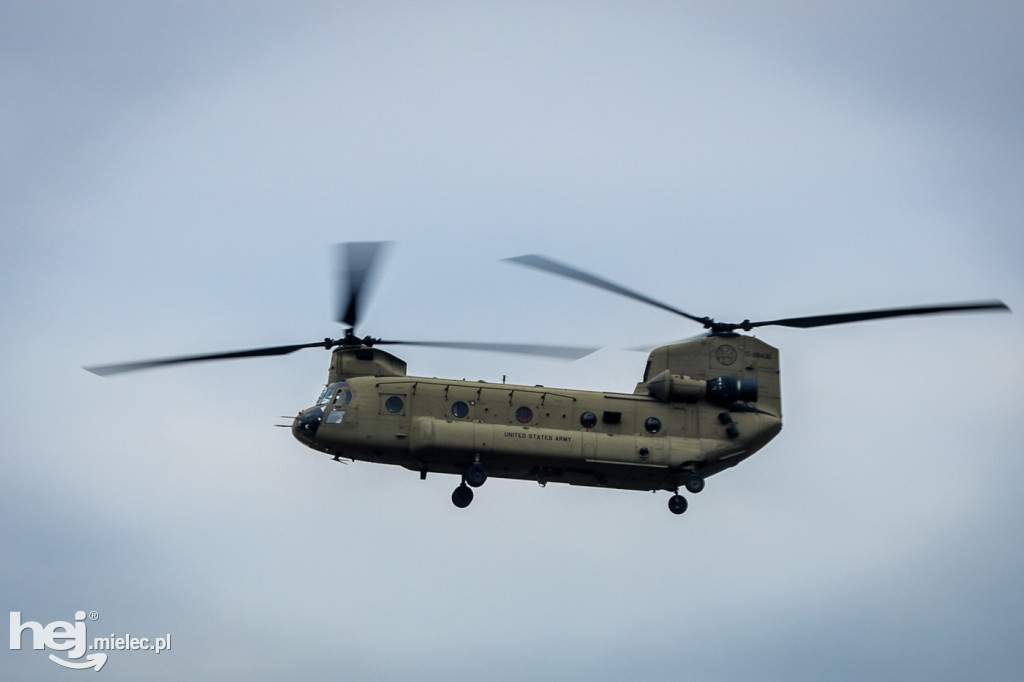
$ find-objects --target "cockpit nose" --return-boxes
[292,406,324,444]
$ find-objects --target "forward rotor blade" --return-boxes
[504,254,709,326]
[337,241,392,328]
[84,341,330,376]
[376,339,598,360]
[746,300,1010,330]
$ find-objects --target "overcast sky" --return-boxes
[2,2,1022,680]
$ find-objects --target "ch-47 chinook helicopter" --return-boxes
[86,242,1010,515]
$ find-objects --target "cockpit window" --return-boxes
[319,382,353,406]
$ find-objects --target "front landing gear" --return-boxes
[452,459,488,508]
[465,462,488,488]
[668,494,688,515]
[452,484,474,508]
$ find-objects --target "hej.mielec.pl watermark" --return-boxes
[10,610,171,671]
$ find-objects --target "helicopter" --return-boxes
[86,242,1010,515]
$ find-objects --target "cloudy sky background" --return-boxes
[2,2,1022,679]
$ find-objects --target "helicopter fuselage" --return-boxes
[291,335,783,499]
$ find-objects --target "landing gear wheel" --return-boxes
[684,474,705,494]
[465,462,488,488]
[668,494,688,515]
[452,484,474,508]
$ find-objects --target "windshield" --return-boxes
[318,381,352,406]
[334,385,353,406]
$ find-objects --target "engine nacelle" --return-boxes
[705,376,758,406]
[644,370,705,403]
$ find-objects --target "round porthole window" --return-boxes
[580,411,597,428]
[515,406,533,424]
[644,417,662,434]
[385,396,404,413]
[451,401,469,418]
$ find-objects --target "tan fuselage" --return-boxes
[292,335,782,493]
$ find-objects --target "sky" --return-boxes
[2,1,1022,679]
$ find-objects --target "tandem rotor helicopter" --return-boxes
[86,242,1009,515]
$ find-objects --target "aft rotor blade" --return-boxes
[84,341,330,376]
[628,331,712,353]
[504,254,710,326]
[337,241,392,328]
[746,300,1010,330]
[376,339,598,360]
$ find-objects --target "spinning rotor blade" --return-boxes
[509,253,1009,336]
[375,339,598,360]
[337,241,391,329]
[86,243,604,378]
[504,254,710,326]
[85,336,597,376]
[84,340,332,376]
[745,300,1011,331]
[627,332,712,353]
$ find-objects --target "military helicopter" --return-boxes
[86,242,1009,515]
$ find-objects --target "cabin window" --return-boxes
[602,411,621,424]
[385,396,404,414]
[451,401,469,418]
[644,417,662,434]
[580,411,597,428]
[515,406,533,424]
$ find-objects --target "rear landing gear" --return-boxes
[452,484,474,508]
[668,493,688,515]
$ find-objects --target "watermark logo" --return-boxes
[10,611,171,672]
